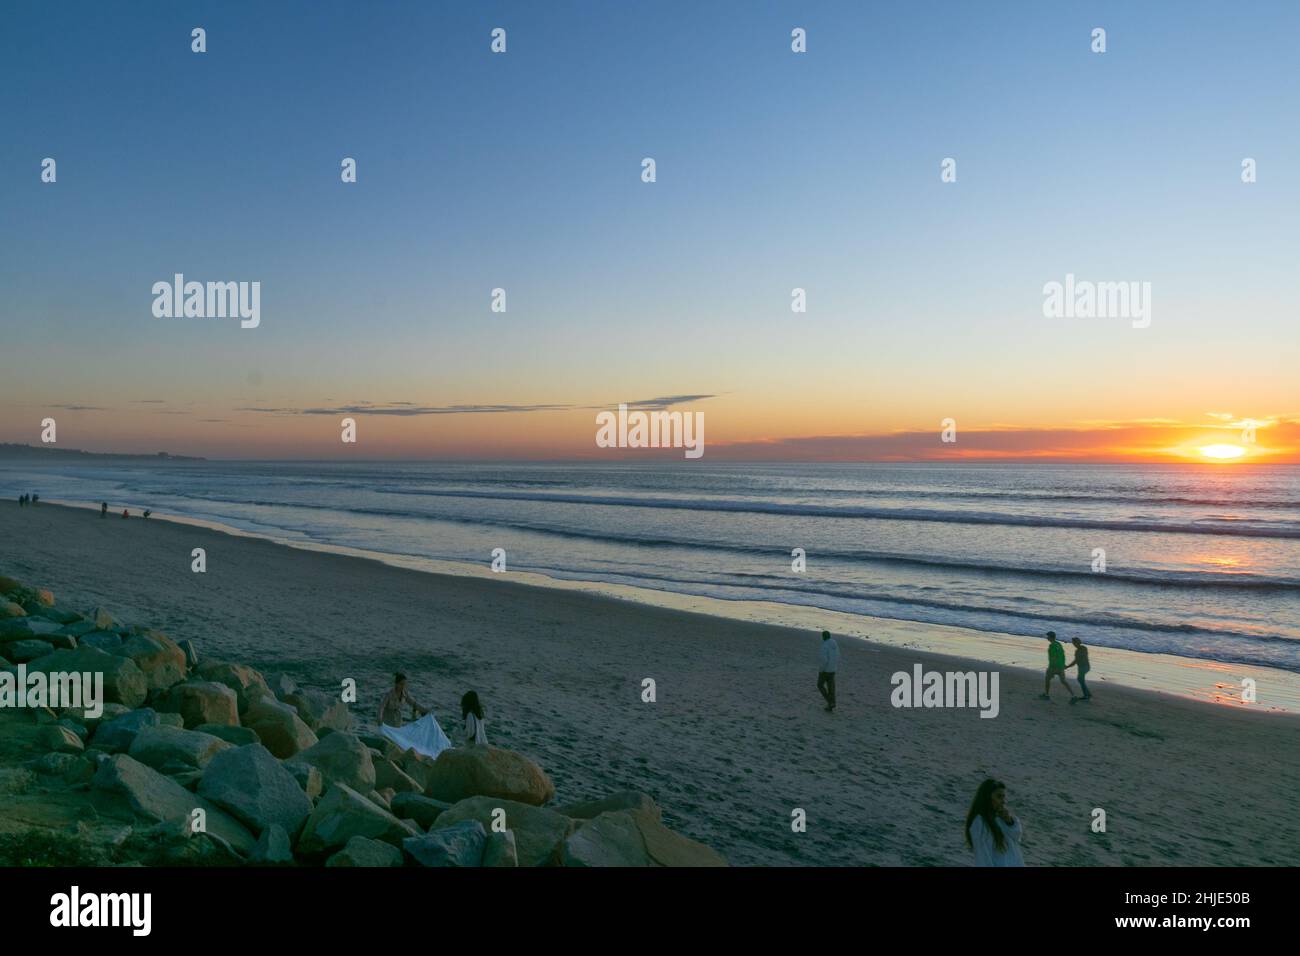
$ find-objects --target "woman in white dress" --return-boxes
[964,778,1025,866]
[461,690,488,746]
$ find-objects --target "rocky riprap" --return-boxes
[0,573,726,867]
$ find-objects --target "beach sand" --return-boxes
[2,501,1298,866]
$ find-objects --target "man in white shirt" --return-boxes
[817,630,839,712]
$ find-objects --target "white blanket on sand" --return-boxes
[379,712,452,759]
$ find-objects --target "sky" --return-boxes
[1,1,1297,462]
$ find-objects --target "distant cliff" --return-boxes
[0,444,204,462]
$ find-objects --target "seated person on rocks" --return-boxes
[378,671,428,728]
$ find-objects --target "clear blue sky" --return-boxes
[1,1,1297,459]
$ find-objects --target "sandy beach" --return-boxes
[3,500,1298,866]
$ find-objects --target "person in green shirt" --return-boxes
[1038,631,1077,701]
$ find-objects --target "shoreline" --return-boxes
[35,499,1300,716]
[4,499,1299,866]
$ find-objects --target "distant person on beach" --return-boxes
[817,630,839,712]
[101,501,108,518]
[142,509,152,519]
[18,494,26,507]
[965,778,1025,867]
[378,672,427,728]
[462,690,488,745]
[1039,631,1077,701]
[31,494,38,506]
[121,509,129,518]
[1066,637,1092,703]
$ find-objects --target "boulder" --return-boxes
[40,724,85,754]
[436,796,573,867]
[243,697,317,759]
[375,758,423,794]
[6,639,54,663]
[177,640,199,669]
[61,700,130,730]
[0,574,25,595]
[402,820,487,867]
[0,600,24,619]
[195,661,271,713]
[28,603,76,623]
[557,790,661,822]
[482,829,519,867]
[562,807,727,867]
[420,745,555,806]
[91,753,256,855]
[128,725,231,771]
[90,607,114,630]
[195,723,260,746]
[34,589,56,607]
[282,686,352,733]
[116,633,187,691]
[287,762,323,800]
[155,681,239,728]
[24,646,147,709]
[92,707,165,753]
[250,823,295,864]
[0,617,65,641]
[296,783,419,856]
[78,631,123,653]
[286,732,374,792]
[265,671,297,700]
[198,744,314,838]
[326,835,404,868]
[389,792,451,829]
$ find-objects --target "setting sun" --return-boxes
[1199,444,1247,460]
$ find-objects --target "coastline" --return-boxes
[35,499,1300,715]
[3,500,1299,866]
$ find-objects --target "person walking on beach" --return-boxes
[1066,637,1092,703]
[31,493,38,506]
[462,690,488,746]
[18,494,26,507]
[817,630,839,712]
[1039,631,1077,701]
[965,778,1025,866]
[378,672,428,728]
[101,501,108,518]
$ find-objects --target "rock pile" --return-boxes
[0,574,726,867]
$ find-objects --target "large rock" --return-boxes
[250,824,294,864]
[90,607,114,630]
[195,723,260,746]
[0,600,25,619]
[155,681,239,728]
[199,743,313,838]
[93,707,164,753]
[375,758,422,794]
[326,835,404,868]
[435,796,573,867]
[24,645,148,709]
[420,745,555,806]
[195,661,271,713]
[482,829,518,867]
[281,686,352,733]
[402,820,487,867]
[116,633,187,691]
[1,617,68,642]
[78,631,123,653]
[562,807,727,867]
[6,639,54,663]
[40,724,85,754]
[244,697,317,759]
[91,754,256,855]
[390,792,451,829]
[296,783,419,856]
[129,725,231,771]
[286,732,374,792]
[558,790,661,822]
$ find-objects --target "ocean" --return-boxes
[3,460,1297,672]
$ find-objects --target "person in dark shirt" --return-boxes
[1066,637,1093,703]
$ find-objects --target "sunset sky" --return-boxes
[2,2,1297,462]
